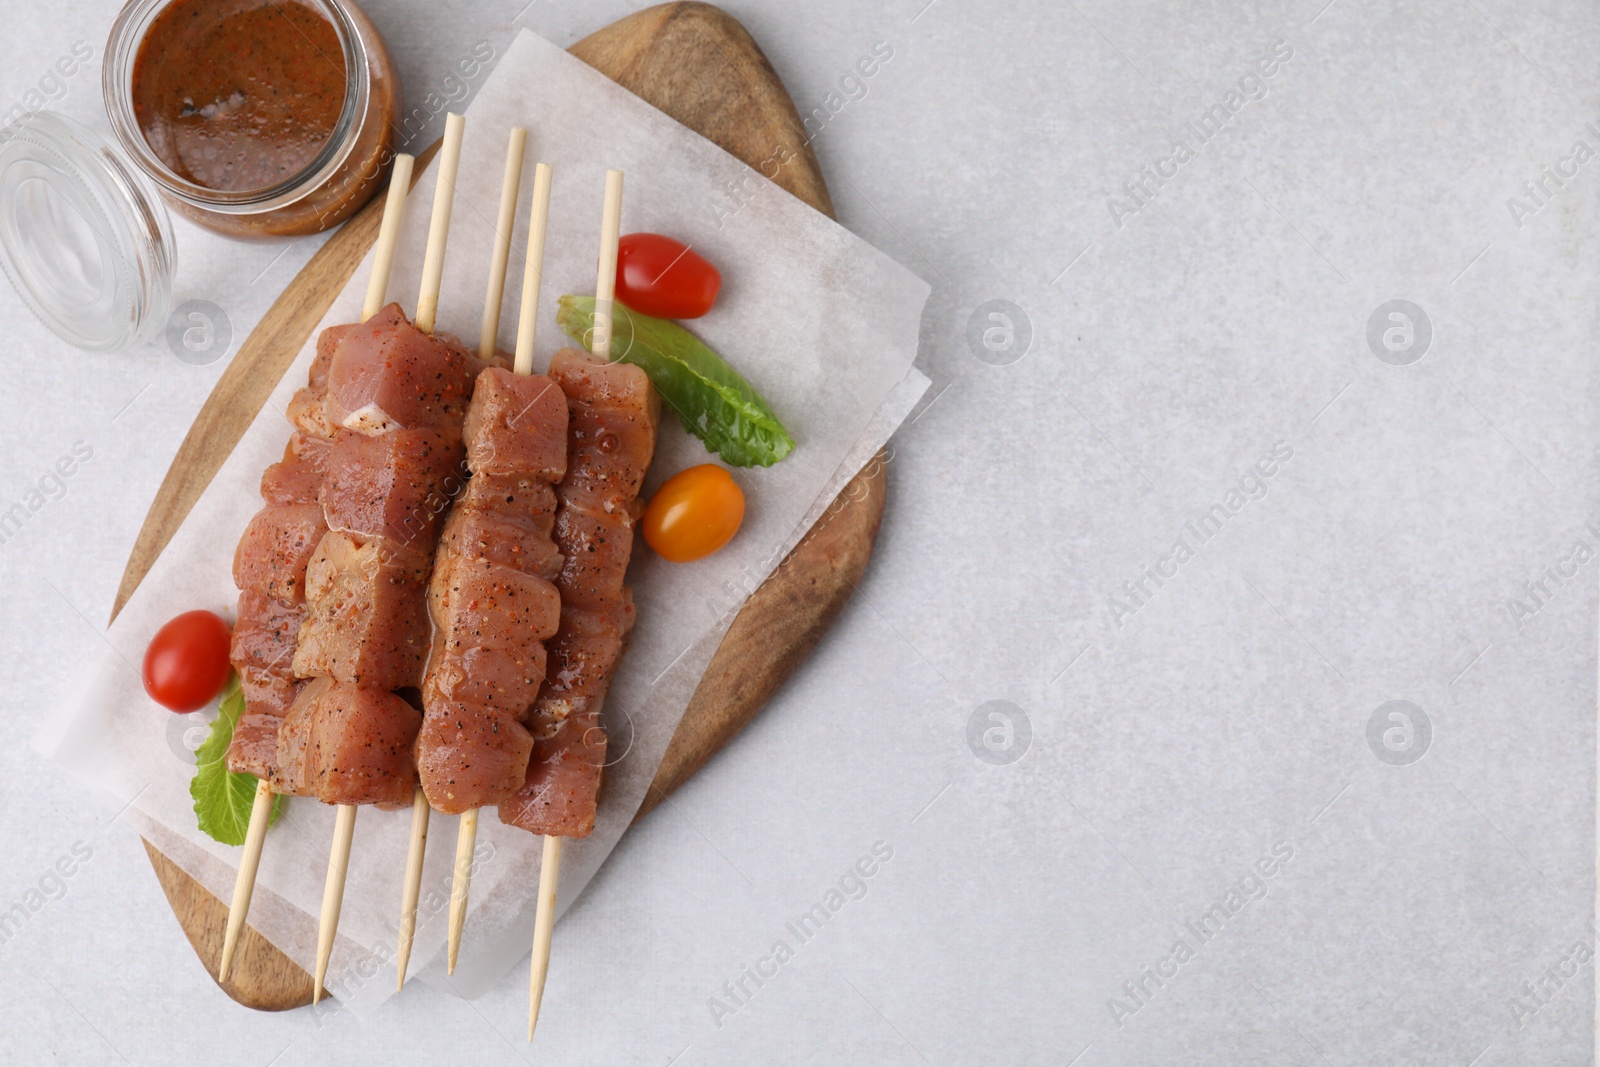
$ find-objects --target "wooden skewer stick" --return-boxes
[590,169,625,359]
[219,151,417,987]
[479,127,528,360]
[445,806,478,974]
[529,167,624,1042]
[312,802,357,1003]
[314,117,466,1003]
[394,786,430,990]
[414,113,467,335]
[514,162,554,377]
[364,153,416,321]
[217,779,273,983]
[527,833,563,1040]
[447,156,553,976]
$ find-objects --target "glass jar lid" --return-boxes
[0,110,174,351]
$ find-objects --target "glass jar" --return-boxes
[0,110,174,350]
[102,0,399,238]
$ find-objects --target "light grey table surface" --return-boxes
[2,1,1597,1064]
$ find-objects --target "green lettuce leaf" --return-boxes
[190,675,284,846]
[556,295,795,468]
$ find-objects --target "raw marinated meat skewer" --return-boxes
[217,151,417,985]
[304,112,470,1002]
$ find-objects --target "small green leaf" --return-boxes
[190,675,284,846]
[557,295,795,468]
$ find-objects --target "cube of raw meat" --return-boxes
[293,531,432,690]
[461,368,567,480]
[323,303,481,439]
[232,504,327,604]
[319,428,465,549]
[271,677,421,807]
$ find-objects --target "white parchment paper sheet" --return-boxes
[37,28,928,1013]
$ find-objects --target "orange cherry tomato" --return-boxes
[616,233,721,318]
[143,609,233,712]
[643,464,745,563]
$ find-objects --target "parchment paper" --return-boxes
[37,28,928,1014]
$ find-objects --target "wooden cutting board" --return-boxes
[112,1,887,1011]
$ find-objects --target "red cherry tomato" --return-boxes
[143,610,233,712]
[616,233,721,319]
[643,464,745,563]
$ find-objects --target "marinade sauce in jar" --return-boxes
[103,0,398,236]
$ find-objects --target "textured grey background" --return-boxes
[1,0,1596,1064]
